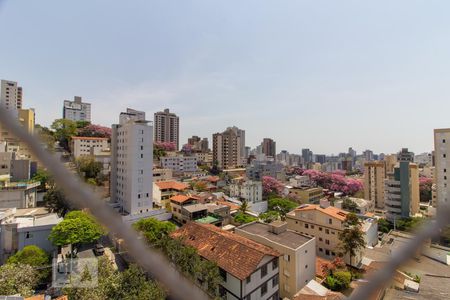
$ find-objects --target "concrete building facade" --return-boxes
[364,161,386,209]
[160,155,197,173]
[63,96,91,122]
[213,127,245,169]
[154,108,180,150]
[110,108,153,215]
[236,221,316,299]
[70,136,110,159]
[434,128,450,208]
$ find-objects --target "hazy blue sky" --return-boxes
[1,0,449,155]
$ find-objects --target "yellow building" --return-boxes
[364,161,386,210]
[289,187,323,204]
[18,108,35,134]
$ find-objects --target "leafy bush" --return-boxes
[234,212,257,224]
[325,270,352,291]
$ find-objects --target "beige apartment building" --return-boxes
[154,108,180,150]
[289,187,323,204]
[286,204,364,267]
[70,136,110,159]
[384,154,398,174]
[212,127,245,169]
[364,161,386,210]
[236,221,316,299]
[434,128,450,208]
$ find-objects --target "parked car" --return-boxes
[94,243,105,256]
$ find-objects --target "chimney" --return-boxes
[320,198,330,209]
[269,221,287,235]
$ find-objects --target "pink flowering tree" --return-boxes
[302,170,363,196]
[419,177,433,202]
[154,141,176,151]
[77,124,112,139]
[262,176,284,196]
[153,141,176,159]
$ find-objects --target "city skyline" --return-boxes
[2,1,450,153]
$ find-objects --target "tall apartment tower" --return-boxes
[434,128,450,208]
[63,96,91,122]
[261,138,276,158]
[110,108,153,215]
[213,127,245,169]
[385,149,419,222]
[302,148,313,165]
[154,109,179,150]
[1,80,22,111]
[227,126,245,160]
[364,161,386,210]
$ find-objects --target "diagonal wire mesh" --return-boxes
[0,106,209,300]
[1,102,450,300]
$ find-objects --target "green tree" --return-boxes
[116,265,166,300]
[133,218,176,246]
[75,156,102,181]
[51,118,77,150]
[32,168,52,191]
[239,199,250,214]
[342,198,358,213]
[0,264,39,297]
[43,186,72,217]
[35,124,56,151]
[259,211,280,223]
[377,218,392,233]
[268,198,298,220]
[338,213,365,266]
[7,245,51,282]
[76,120,91,129]
[233,212,257,224]
[49,210,105,251]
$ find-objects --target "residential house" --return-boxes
[286,203,367,266]
[0,207,62,264]
[153,181,189,208]
[236,221,316,299]
[171,222,281,300]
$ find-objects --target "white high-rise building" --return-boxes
[434,128,450,208]
[63,96,91,122]
[0,80,22,111]
[110,108,153,215]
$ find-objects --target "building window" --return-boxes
[272,259,278,270]
[305,265,308,269]
[25,232,32,239]
[444,139,446,143]
[246,276,251,284]
[319,227,323,231]
[219,268,227,282]
[325,239,330,245]
[272,276,279,287]
[328,219,332,224]
[319,248,323,252]
[284,254,290,262]
[311,225,315,229]
[305,223,309,229]
[261,282,268,296]
[325,229,329,234]
[319,237,323,242]
[326,250,330,255]
[261,264,268,278]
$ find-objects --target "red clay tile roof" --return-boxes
[217,200,240,211]
[204,176,220,182]
[170,194,194,204]
[295,204,348,221]
[155,181,189,191]
[171,222,280,280]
